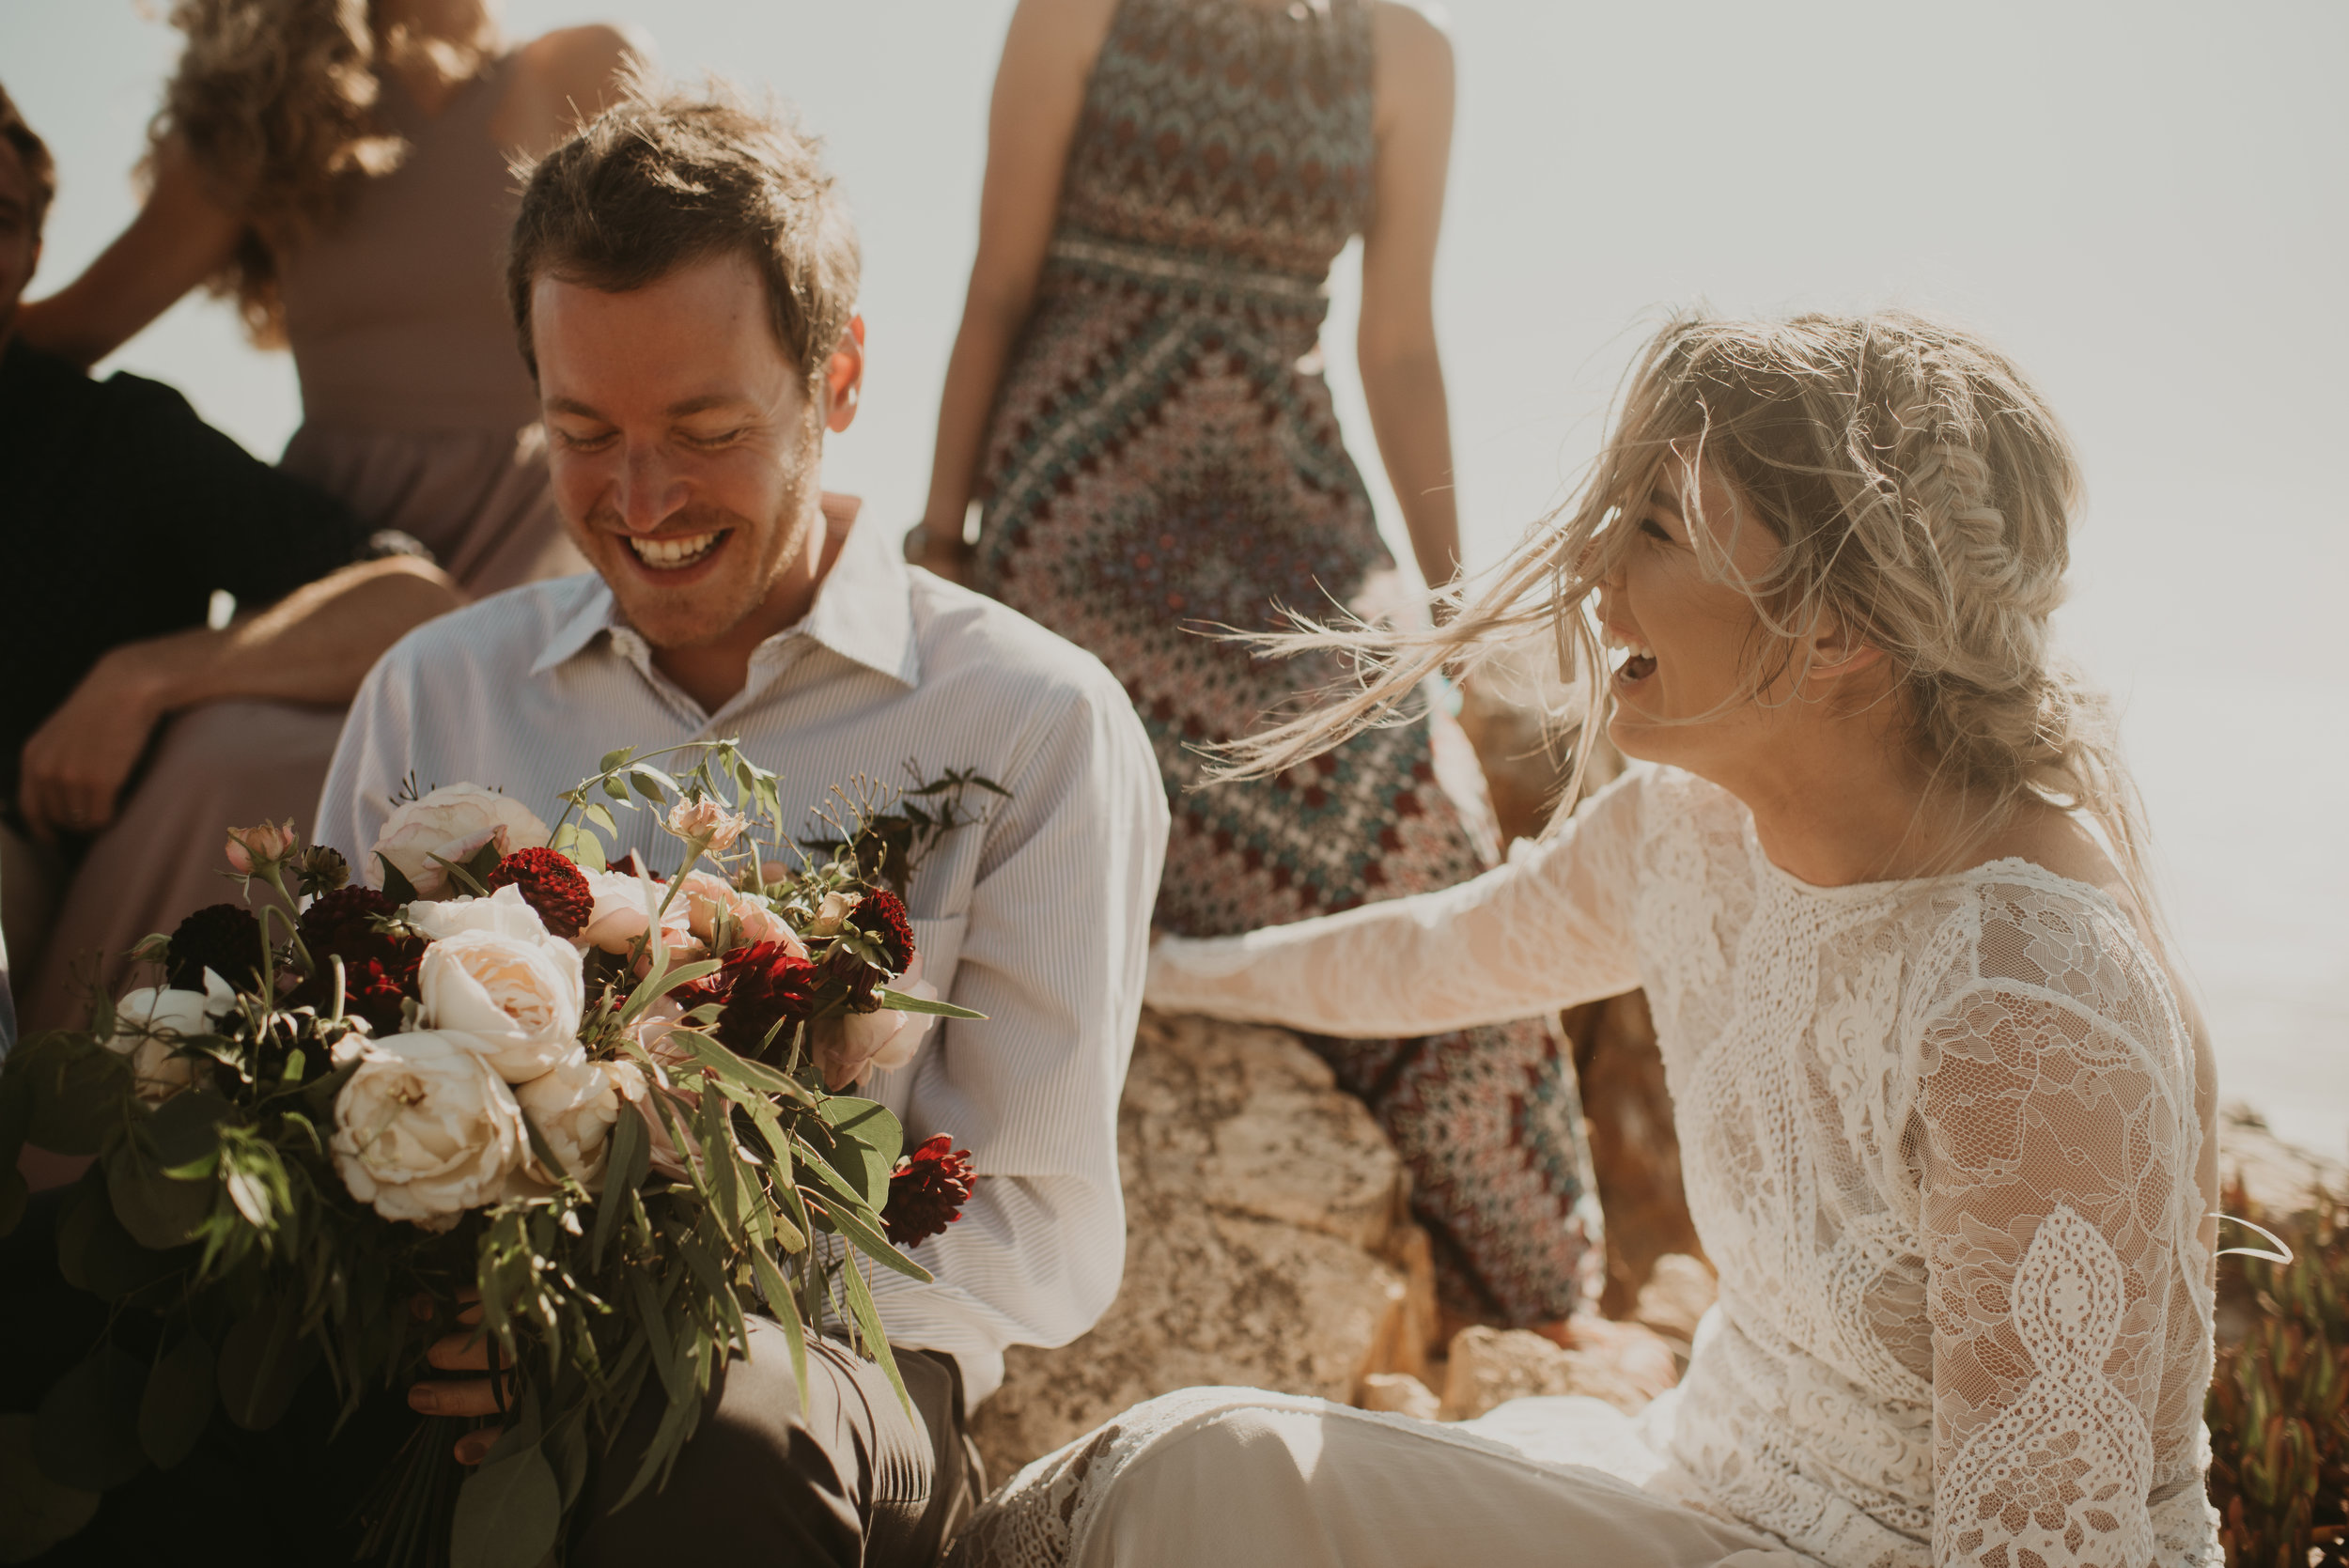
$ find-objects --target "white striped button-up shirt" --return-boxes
[315,509,1169,1403]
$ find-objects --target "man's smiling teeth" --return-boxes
[629,531,721,568]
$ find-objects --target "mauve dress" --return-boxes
[23,56,578,1033]
[967,0,1599,1321]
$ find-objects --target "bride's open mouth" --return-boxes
[1605,628,1657,688]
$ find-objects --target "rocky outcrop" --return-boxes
[968,1011,1436,1479]
[1438,1321,1679,1421]
[2219,1101,2346,1218]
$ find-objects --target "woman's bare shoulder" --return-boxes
[498,23,649,152]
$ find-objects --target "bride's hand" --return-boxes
[405,1289,513,1465]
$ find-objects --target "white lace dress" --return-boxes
[948,766,2219,1568]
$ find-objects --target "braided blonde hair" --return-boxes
[147,0,412,344]
[1229,309,2155,897]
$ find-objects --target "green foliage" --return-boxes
[2210,1180,2349,1565]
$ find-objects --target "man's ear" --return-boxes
[821,315,864,435]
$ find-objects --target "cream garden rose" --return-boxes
[369,784,549,898]
[330,1030,527,1228]
[105,970,238,1105]
[412,888,586,1083]
[579,868,701,970]
[513,1056,625,1188]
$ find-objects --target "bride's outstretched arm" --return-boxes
[1144,768,1648,1036]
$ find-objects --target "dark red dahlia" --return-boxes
[712,940,820,1057]
[484,846,593,938]
[167,903,265,993]
[851,890,916,973]
[296,886,423,1030]
[882,1135,975,1248]
[337,956,417,1036]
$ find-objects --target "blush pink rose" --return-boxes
[369,785,549,899]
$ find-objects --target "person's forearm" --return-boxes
[1359,341,1462,595]
[919,291,1031,548]
[106,557,460,721]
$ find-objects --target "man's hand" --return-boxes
[18,644,170,841]
[407,1291,514,1466]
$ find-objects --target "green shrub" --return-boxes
[2210,1178,2349,1565]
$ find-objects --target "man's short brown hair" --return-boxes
[506,78,859,386]
[0,82,57,235]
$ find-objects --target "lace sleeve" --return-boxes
[1919,893,2210,1568]
[1143,768,1648,1036]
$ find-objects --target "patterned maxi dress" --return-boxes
[969,0,1598,1321]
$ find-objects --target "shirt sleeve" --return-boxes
[1142,767,1649,1037]
[108,373,363,604]
[1919,898,2212,1567]
[863,673,1170,1393]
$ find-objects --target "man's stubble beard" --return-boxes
[583,426,825,653]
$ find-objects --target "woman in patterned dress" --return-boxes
[911,0,1600,1327]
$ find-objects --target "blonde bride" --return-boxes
[948,310,2220,1568]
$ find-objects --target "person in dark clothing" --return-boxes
[0,81,461,1048]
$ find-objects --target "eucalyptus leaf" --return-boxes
[217,1293,311,1431]
[23,1041,129,1157]
[34,1342,148,1490]
[818,1097,903,1172]
[875,987,986,1021]
[839,1257,913,1418]
[592,1110,648,1270]
[0,1413,101,1563]
[104,1142,213,1251]
[56,1176,179,1301]
[137,1332,215,1471]
[449,1443,560,1568]
[748,1247,810,1395]
[376,853,420,905]
[145,1090,234,1174]
[801,1190,933,1284]
[804,1118,891,1211]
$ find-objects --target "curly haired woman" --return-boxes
[948,311,2222,1568]
[15,0,641,1031]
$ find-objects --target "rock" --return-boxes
[969,1011,1434,1479]
[2219,1101,2347,1219]
[1361,1372,1441,1421]
[1439,1322,1676,1421]
[1633,1253,1717,1348]
[1560,989,1705,1319]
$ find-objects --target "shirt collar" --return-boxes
[527,494,921,689]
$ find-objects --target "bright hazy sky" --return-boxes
[5,0,2345,1143]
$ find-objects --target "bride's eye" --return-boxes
[1639,517,1674,543]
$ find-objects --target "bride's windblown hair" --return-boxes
[1224,309,2155,893]
[144,0,419,343]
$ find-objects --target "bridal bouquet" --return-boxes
[0,741,995,1568]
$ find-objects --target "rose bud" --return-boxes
[664,797,749,854]
[226,819,300,875]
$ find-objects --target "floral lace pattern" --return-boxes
[1136,767,2218,1568]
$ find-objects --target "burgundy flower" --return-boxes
[712,939,820,1057]
[483,846,593,938]
[852,890,917,973]
[337,956,417,1036]
[167,903,265,993]
[300,886,403,960]
[882,1135,975,1248]
[296,886,423,1031]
